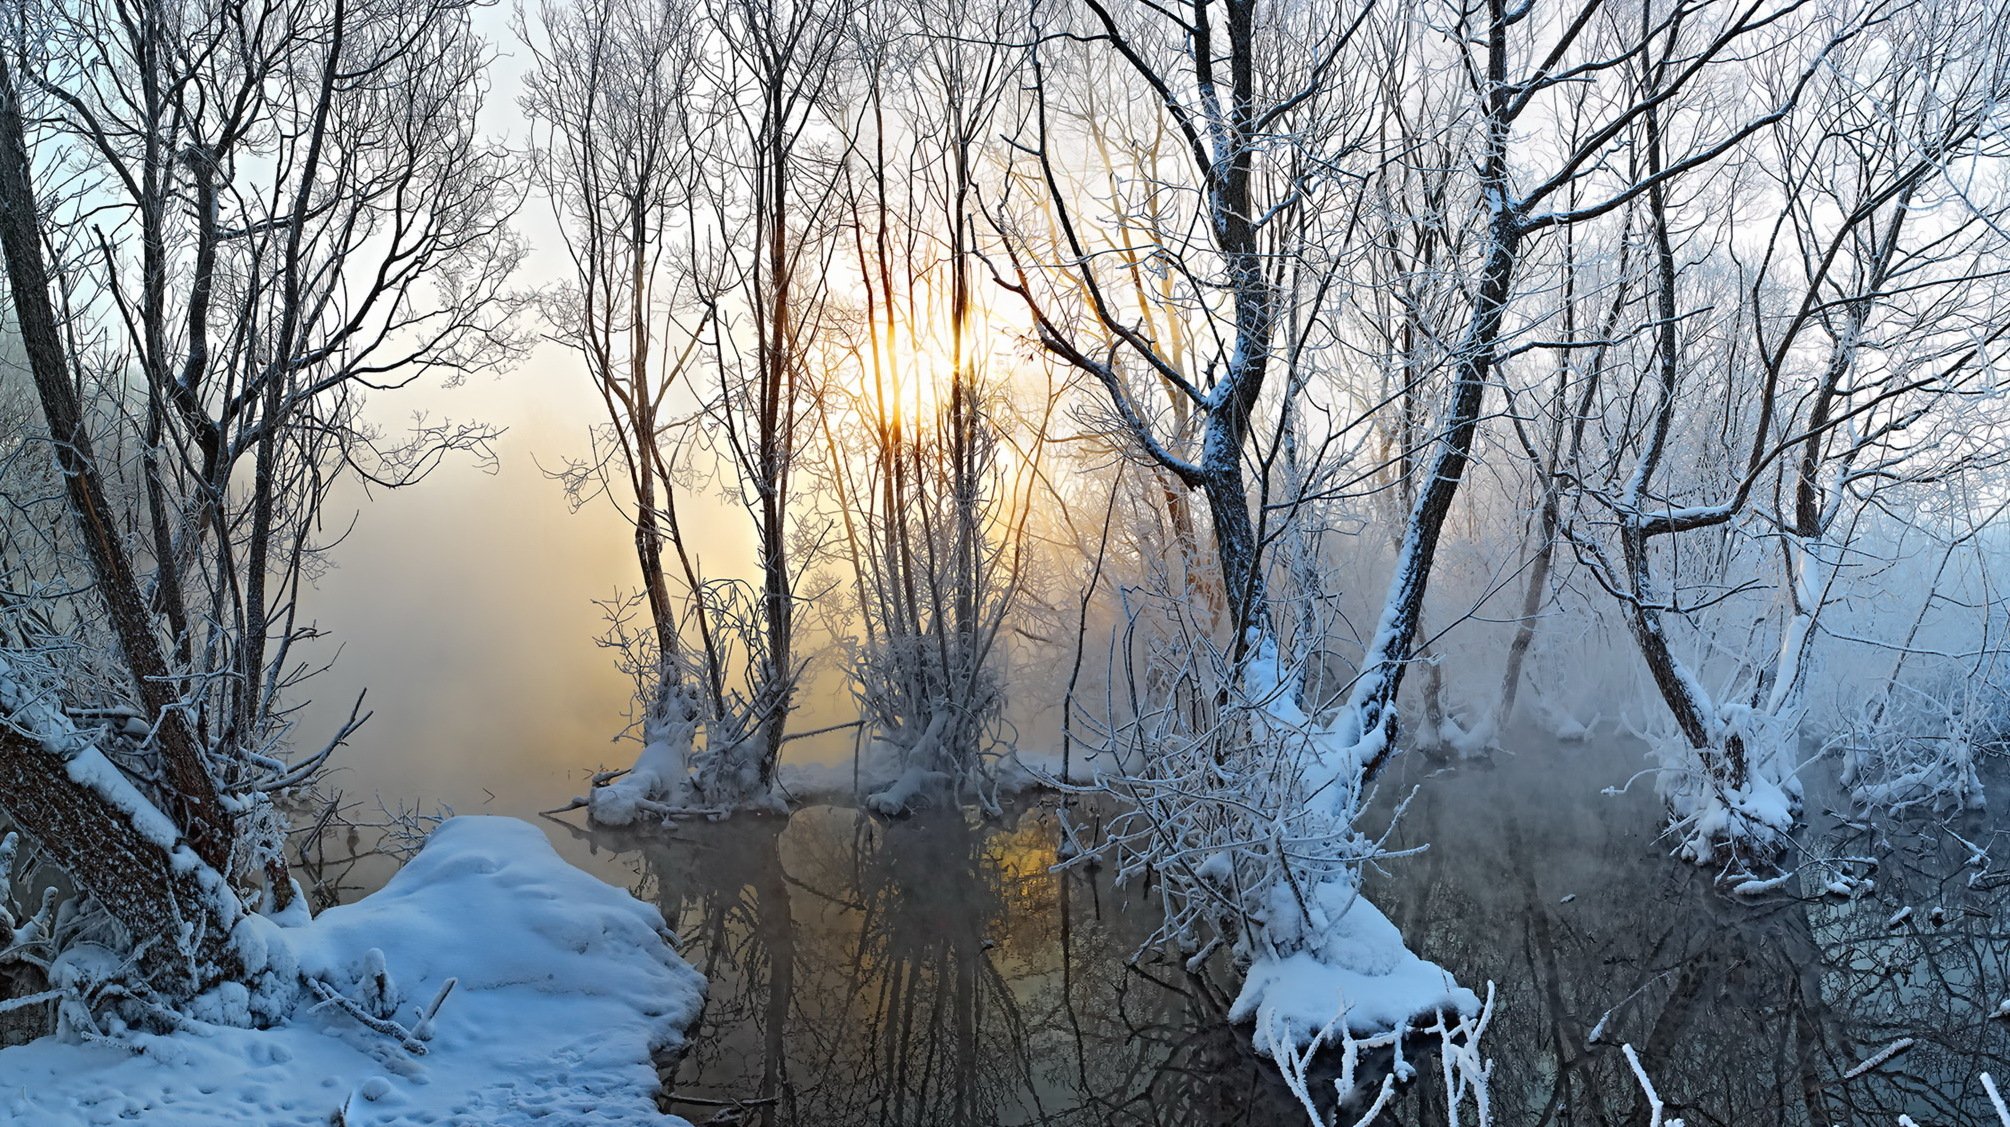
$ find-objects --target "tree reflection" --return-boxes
[567,802,1308,1125]
[552,750,2007,1126]
[1369,744,2009,1126]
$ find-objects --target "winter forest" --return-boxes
[1,0,2009,1121]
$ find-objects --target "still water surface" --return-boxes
[330,738,2006,1127]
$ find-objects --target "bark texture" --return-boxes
[0,51,233,873]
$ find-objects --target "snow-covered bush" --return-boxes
[1835,670,1997,815]
[1651,702,1802,869]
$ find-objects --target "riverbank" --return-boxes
[0,817,705,1126]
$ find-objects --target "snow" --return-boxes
[1842,1037,1915,1080]
[0,816,705,1126]
[1231,876,1480,1051]
[1985,1074,2010,1127]
[1226,636,1482,1069]
[1730,871,1796,897]
[1443,714,1493,757]
[587,696,698,826]
[863,764,953,816]
[1653,702,1802,866]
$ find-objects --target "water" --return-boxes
[489,740,2010,1126]
[552,803,1311,1125]
[1368,741,2010,1125]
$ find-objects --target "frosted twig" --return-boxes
[1260,998,1346,1124]
[1428,982,1495,1127]
[1731,871,1795,896]
[1344,1075,1397,1127]
[0,988,61,1014]
[307,977,428,1055]
[1842,1037,1913,1080]
[1981,1072,2009,1126]
[411,977,457,1042]
[1622,1043,1683,1127]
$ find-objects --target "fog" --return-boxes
[4,0,2010,1121]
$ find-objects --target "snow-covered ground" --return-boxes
[0,817,705,1126]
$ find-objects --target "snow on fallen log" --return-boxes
[0,657,260,1012]
[0,816,706,1126]
[1730,871,1796,897]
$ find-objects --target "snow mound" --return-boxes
[588,703,699,826]
[1231,877,1479,1051]
[0,816,705,1126]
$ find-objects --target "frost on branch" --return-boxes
[0,652,296,1031]
[1834,661,2000,817]
[1076,628,1478,1117]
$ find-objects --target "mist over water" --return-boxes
[291,366,867,887]
[296,386,636,817]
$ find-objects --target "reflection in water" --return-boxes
[1369,743,2010,1126]
[545,743,2009,1126]
[562,804,1308,1125]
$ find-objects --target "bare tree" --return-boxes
[686,0,855,801]
[1004,0,1873,1097]
[1560,0,2010,867]
[539,0,858,819]
[818,0,1044,814]
[0,0,520,1017]
[998,0,1380,643]
[520,0,726,820]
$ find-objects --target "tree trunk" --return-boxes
[1496,491,1560,729]
[1346,210,1523,768]
[1199,412,1268,641]
[0,52,233,874]
[0,703,240,1003]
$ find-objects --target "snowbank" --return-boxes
[0,816,705,1126]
